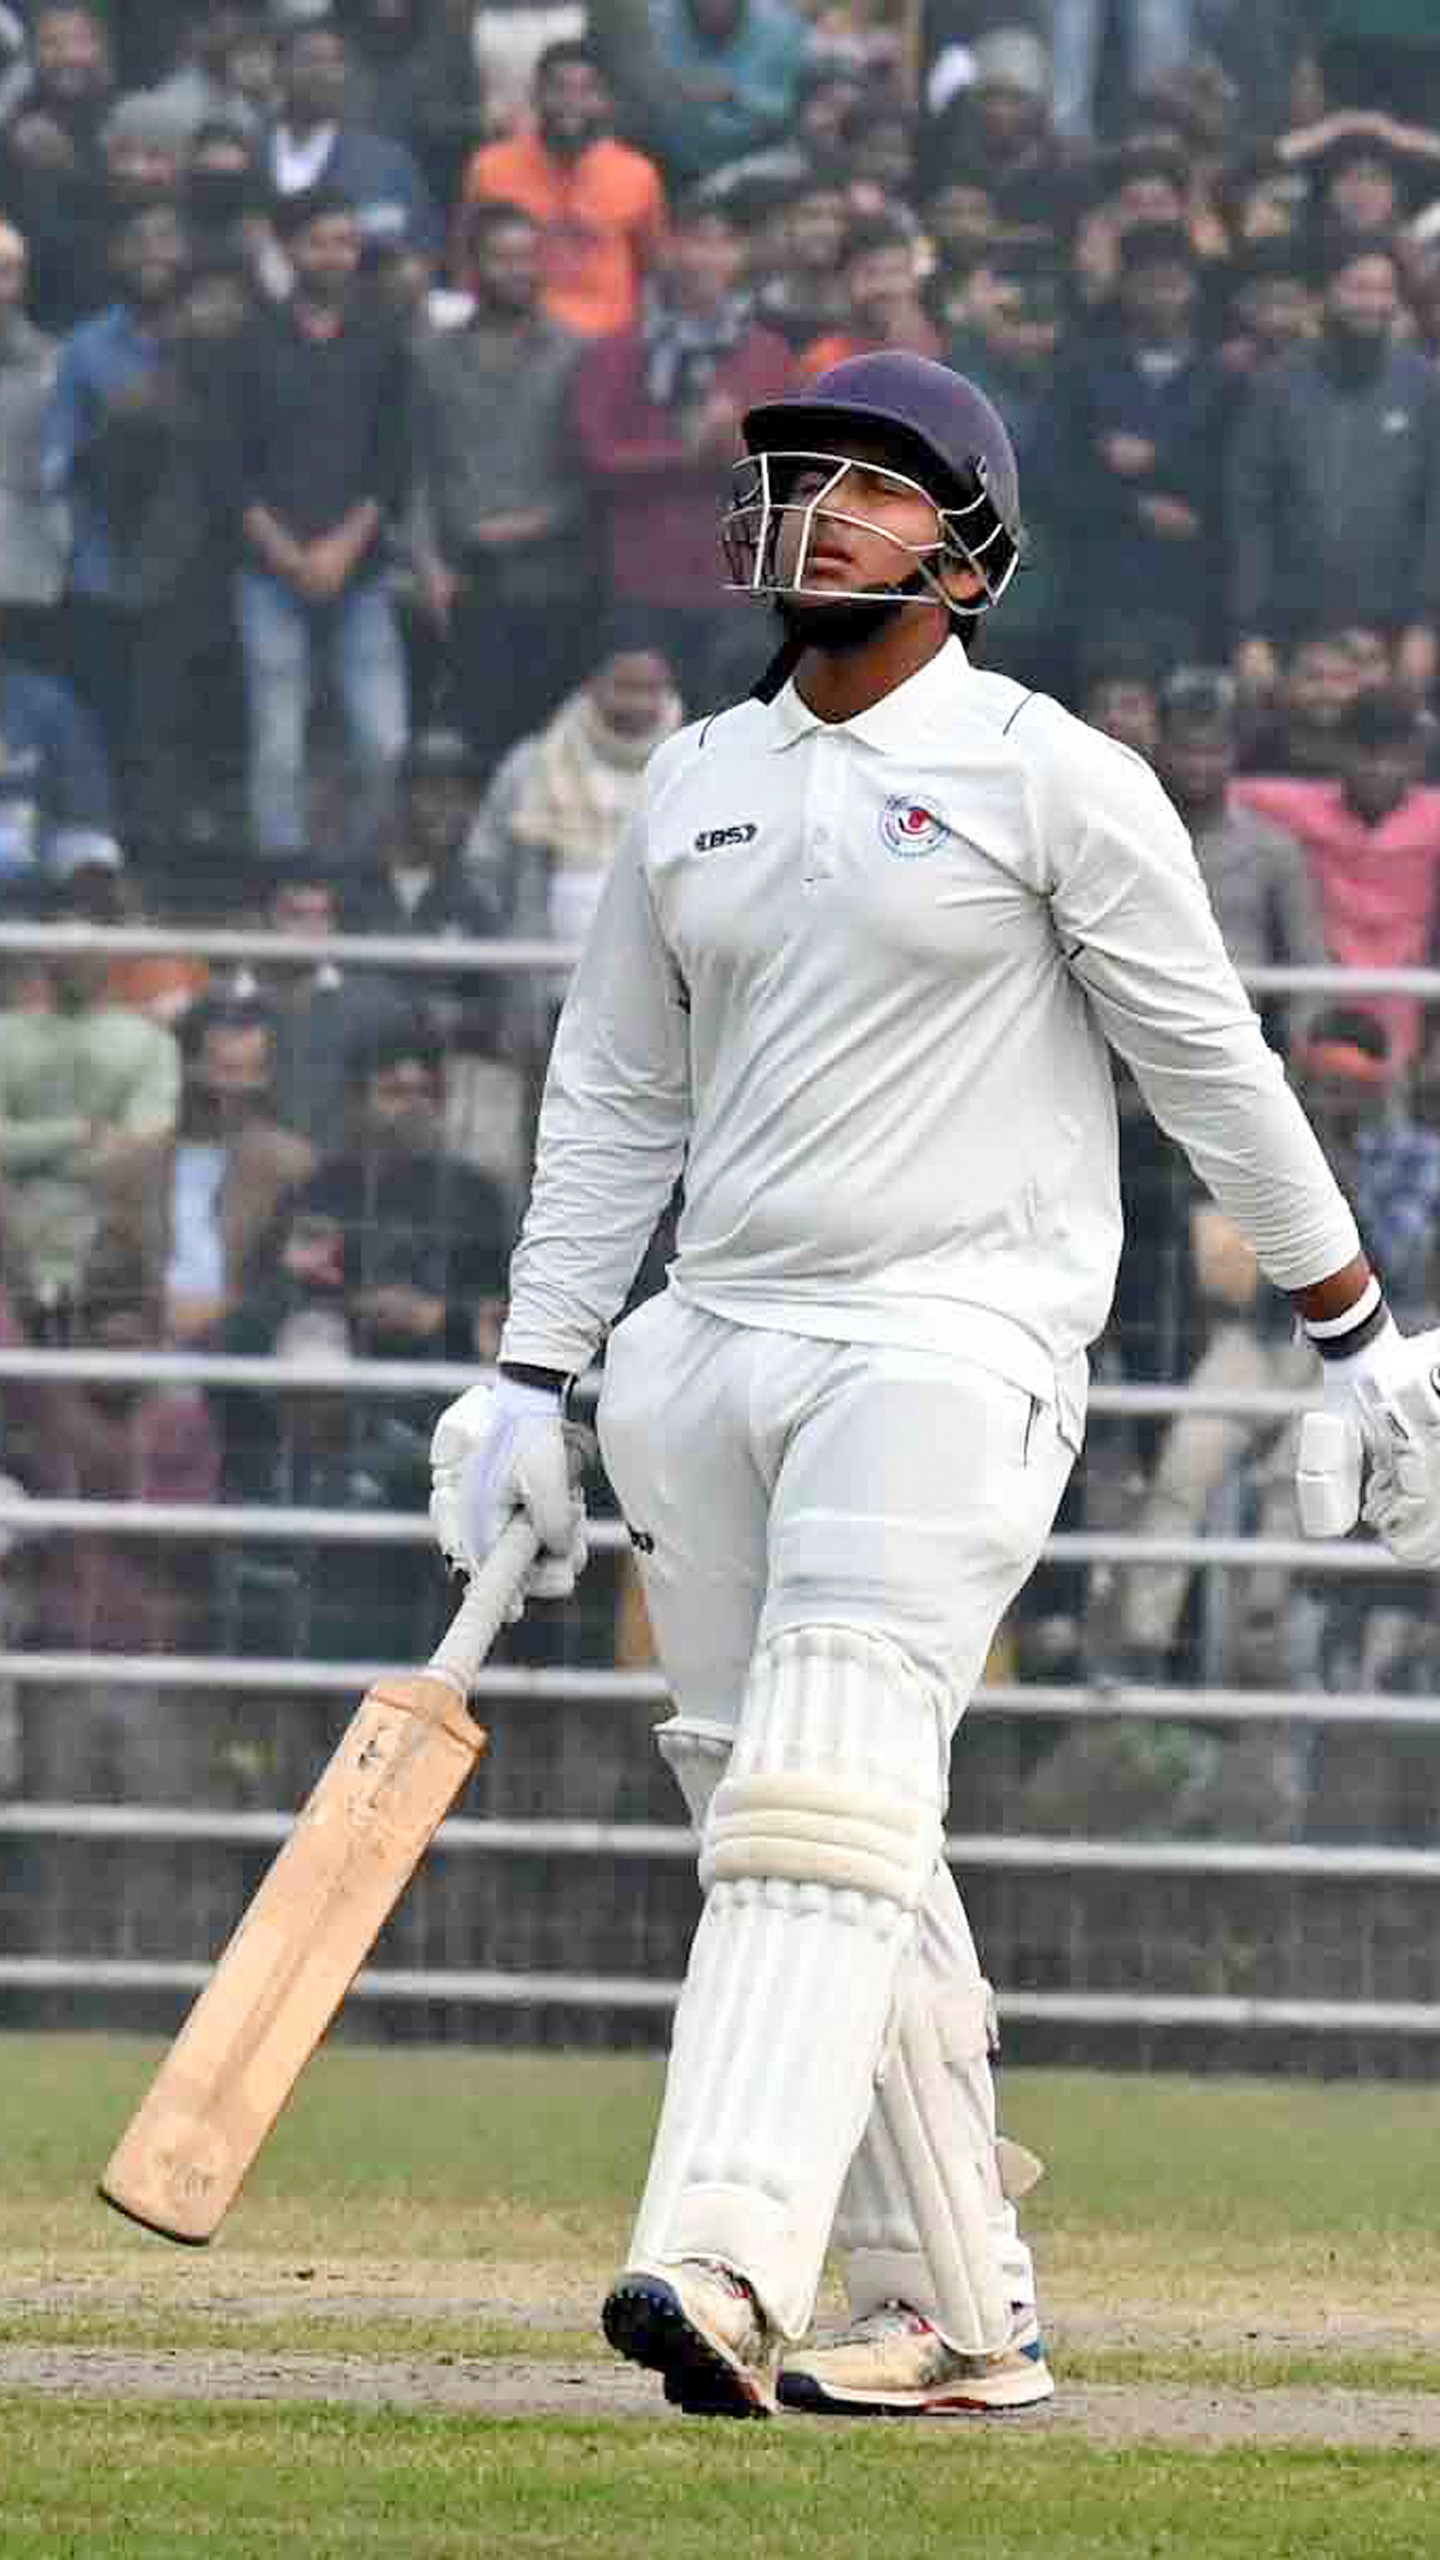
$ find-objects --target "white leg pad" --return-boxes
[628,1625,946,2342]
[835,1865,1038,2349]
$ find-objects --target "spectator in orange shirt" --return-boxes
[460,42,666,340]
[796,213,942,382]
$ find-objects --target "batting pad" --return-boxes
[628,1625,946,2341]
[838,1863,1038,2347]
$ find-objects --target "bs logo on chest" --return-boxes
[694,822,758,852]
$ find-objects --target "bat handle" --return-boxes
[427,1515,541,1696]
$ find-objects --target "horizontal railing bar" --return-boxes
[2,1653,1440,1729]
[0,925,1434,996]
[7,1805,1440,1879]
[0,1344,1322,1417]
[0,1497,1414,1572]
[0,924,582,973]
[3,1959,1436,2034]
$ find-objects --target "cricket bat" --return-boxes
[99,1514,540,2244]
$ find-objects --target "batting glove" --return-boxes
[429,1376,587,1602]
[1296,1310,1440,1561]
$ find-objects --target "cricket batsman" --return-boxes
[428,354,1440,2419]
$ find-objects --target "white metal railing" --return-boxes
[1,1958,1435,2040]
[7,1805,1440,1880]
[0,924,1437,999]
[5,1655,1440,1726]
[1,934,1434,2045]
[0,1343,1319,1416]
[0,1496,1415,1573]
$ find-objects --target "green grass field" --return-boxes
[2,2035,1438,2557]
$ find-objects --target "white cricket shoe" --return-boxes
[778,2301,1053,2416]
[602,2258,781,2418]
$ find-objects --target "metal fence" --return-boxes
[3,935,1440,2065]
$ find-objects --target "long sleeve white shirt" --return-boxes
[500,638,1359,1440]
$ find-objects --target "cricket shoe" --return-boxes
[602,2258,780,2418]
[777,2301,1053,2417]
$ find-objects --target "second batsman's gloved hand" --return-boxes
[429,1376,588,1603]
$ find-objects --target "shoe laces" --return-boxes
[827,2300,935,2349]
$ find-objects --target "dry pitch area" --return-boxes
[2,2037,1438,2555]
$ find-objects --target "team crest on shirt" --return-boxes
[880,793,950,858]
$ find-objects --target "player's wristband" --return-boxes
[498,1360,570,1399]
[1302,1277,1389,1362]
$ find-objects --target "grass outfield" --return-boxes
[2,2037,1439,2556]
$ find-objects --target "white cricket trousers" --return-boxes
[596,1288,1076,2332]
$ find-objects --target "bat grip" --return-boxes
[427,1514,541,1696]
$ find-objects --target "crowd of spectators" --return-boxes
[5,0,1440,1839]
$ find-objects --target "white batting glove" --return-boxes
[1296,1316,1440,1560]
[429,1376,587,1603]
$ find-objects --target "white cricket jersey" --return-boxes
[501,637,1359,1438]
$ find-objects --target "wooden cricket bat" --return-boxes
[99,1516,540,2244]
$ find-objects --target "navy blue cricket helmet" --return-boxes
[723,351,1023,614]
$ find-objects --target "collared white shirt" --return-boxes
[503,638,1358,1432]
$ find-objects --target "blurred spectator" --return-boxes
[944,249,1069,696]
[1217,236,1320,381]
[41,201,190,806]
[1107,1009,1440,1682]
[184,118,287,298]
[460,42,667,340]
[644,0,809,188]
[55,224,251,883]
[97,88,188,215]
[15,1258,223,1819]
[465,638,683,1067]
[340,0,486,208]
[752,171,850,350]
[796,211,942,378]
[845,101,920,218]
[140,0,260,143]
[1048,0,1195,143]
[0,619,117,893]
[920,28,1082,261]
[282,1019,512,1364]
[1054,217,1229,668]
[229,185,411,861]
[1077,639,1159,759]
[694,61,862,200]
[1158,663,1326,989]
[0,888,180,1336]
[256,851,419,1144]
[923,176,1000,336]
[1235,689,1440,1069]
[264,12,441,262]
[412,197,591,771]
[101,997,314,1347]
[1238,627,1366,778]
[1228,241,1440,714]
[347,724,506,1059]
[572,190,790,709]
[0,3,115,331]
[212,1297,438,1753]
[0,217,70,663]
[225,15,280,130]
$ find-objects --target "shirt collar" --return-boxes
[764,632,972,753]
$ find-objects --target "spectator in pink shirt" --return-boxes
[1233,690,1440,1069]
